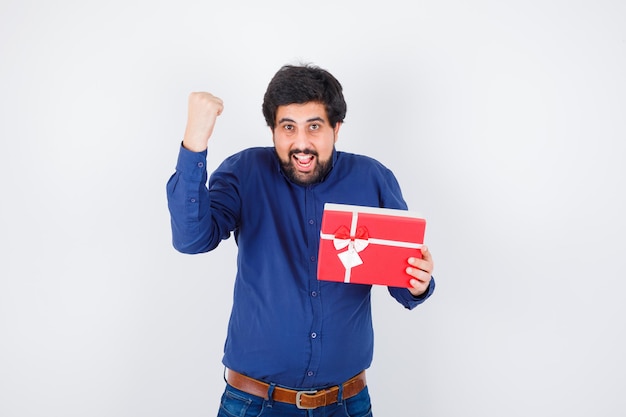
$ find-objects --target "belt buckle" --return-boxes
[295,390,318,409]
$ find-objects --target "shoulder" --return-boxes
[336,150,396,175]
[333,150,406,208]
[224,146,274,162]
[218,147,276,170]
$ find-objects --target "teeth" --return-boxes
[294,154,313,165]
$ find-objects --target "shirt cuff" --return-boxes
[176,143,208,182]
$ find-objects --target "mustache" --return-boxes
[289,149,318,157]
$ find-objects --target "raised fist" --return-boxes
[182,92,224,152]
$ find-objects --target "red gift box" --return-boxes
[317,203,426,288]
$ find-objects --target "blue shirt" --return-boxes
[166,145,435,389]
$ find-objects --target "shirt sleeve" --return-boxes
[387,278,436,310]
[165,144,238,254]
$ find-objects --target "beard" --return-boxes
[278,148,333,186]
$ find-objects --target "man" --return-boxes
[167,63,435,417]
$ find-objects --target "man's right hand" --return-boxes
[182,92,224,152]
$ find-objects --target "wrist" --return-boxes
[182,135,208,153]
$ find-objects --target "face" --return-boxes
[273,101,341,186]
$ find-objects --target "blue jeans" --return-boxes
[216,383,373,417]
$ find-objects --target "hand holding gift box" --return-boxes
[317,203,429,289]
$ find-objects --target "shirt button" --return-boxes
[308,219,314,225]
[310,256,316,262]
[197,162,204,168]
[190,198,196,203]
[311,332,317,339]
[307,371,314,377]
[311,291,317,297]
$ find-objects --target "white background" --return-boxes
[1,1,625,416]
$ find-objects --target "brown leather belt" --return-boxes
[225,369,367,410]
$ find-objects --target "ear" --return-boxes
[333,122,342,143]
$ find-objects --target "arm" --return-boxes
[377,163,436,308]
[166,92,236,253]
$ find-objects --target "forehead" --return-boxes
[276,101,328,123]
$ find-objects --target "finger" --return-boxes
[408,278,429,296]
[417,245,434,273]
[420,245,432,262]
[407,256,432,275]
[405,264,430,282]
[214,97,225,115]
[409,278,428,289]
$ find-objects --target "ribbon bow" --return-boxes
[333,225,370,269]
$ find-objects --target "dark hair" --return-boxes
[262,64,347,130]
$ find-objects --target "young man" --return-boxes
[167,64,435,417]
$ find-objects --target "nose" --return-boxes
[293,128,312,151]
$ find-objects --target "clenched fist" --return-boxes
[182,92,224,152]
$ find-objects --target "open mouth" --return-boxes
[293,153,315,170]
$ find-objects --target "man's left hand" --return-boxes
[406,245,434,296]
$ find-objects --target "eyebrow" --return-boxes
[278,116,326,124]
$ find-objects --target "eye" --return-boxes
[309,124,320,131]
[283,124,294,131]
